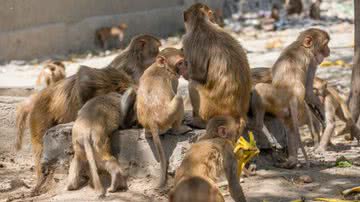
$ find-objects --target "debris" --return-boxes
[342,186,360,196]
[297,175,313,184]
[335,156,352,168]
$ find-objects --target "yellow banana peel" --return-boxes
[342,186,360,196]
[314,198,355,202]
[320,60,351,68]
[233,131,260,178]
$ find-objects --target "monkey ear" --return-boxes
[156,56,166,65]
[303,36,313,48]
[139,39,146,48]
[217,126,228,138]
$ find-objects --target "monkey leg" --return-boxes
[83,140,105,197]
[315,100,336,152]
[150,127,168,187]
[67,150,84,191]
[188,81,206,129]
[305,103,321,146]
[103,157,127,192]
[170,95,192,135]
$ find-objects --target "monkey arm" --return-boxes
[224,146,247,202]
[305,64,325,120]
[189,56,209,84]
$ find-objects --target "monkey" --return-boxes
[173,116,247,202]
[250,67,323,148]
[107,34,161,82]
[95,23,128,49]
[15,61,66,151]
[35,61,66,91]
[66,88,136,197]
[311,77,360,152]
[169,176,224,202]
[285,0,303,16]
[251,28,330,168]
[271,4,280,22]
[23,64,134,195]
[183,3,251,135]
[309,0,321,20]
[136,48,191,187]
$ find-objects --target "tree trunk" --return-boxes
[348,0,360,132]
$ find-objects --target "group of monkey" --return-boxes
[14,3,359,202]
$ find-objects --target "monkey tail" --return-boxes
[150,127,167,187]
[83,134,103,192]
[15,101,30,151]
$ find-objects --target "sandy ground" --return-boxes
[1,17,360,202]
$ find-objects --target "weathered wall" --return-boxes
[0,0,221,62]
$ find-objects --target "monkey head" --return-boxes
[128,34,161,69]
[118,23,128,30]
[313,77,328,103]
[183,3,216,30]
[157,48,189,80]
[206,116,240,143]
[298,28,330,65]
[43,61,66,86]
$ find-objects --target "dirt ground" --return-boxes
[1,12,360,202]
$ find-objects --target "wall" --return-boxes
[0,0,220,62]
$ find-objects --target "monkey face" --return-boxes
[175,59,189,80]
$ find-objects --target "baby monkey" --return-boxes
[136,47,191,187]
[172,116,247,202]
[66,88,136,197]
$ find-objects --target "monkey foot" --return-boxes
[170,125,192,135]
[274,158,298,169]
[344,134,354,141]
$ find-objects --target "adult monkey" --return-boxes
[108,34,161,82]
[269,28,330,168]
[183,3,251,136]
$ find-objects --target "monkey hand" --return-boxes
[233,132,260,178]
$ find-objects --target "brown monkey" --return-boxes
[169,176,223,202]
[285,0,303,16]
[95,23,128,49]
[312,77,360,152]
[271,4,280,22]
[67,88,136,197]
[309,0,321,20]
[136,48,191,187]
[252,28,330,168]
[250,67,323,148]
[183,3,251,134]
[15,61,66,150]
[108,34,161,82]
[173,116,247,202]
[25,65,134,194]
[35,61,66,91]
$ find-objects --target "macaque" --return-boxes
[252,28,330,168]
[108,34,161,82]
[312,77,360,152]
[169,176,224,202]
[309,0,321,20]
[35,61,66,91]
[136,48,191,187]
[183,3,251,136]
[271,4,280,22]
[15,61,66,151]
[67,88,136,197]
[95,23,128,49]
[173,116,247,202]
[24,63,135,194]
[285,0,303,16]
